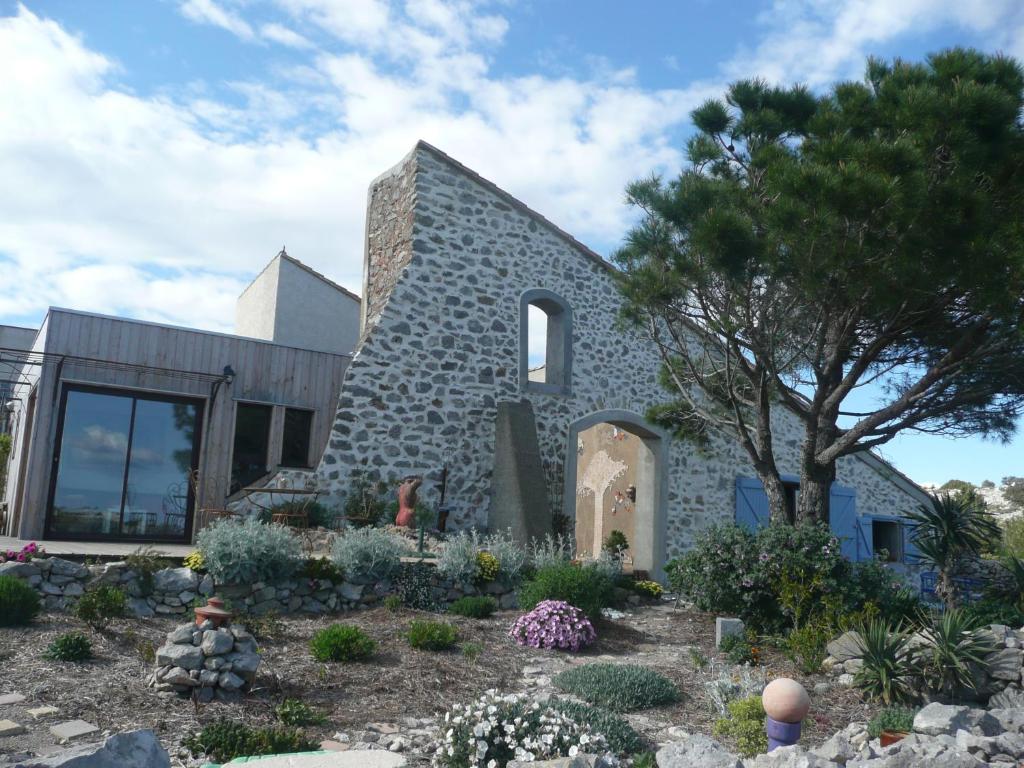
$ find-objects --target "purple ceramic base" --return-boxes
[766,715,802,751]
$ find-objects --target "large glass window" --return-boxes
[230,403,272,493]
[281,408,313,468]
[48,387,201,540]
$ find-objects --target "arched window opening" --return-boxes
[519,290,572,393]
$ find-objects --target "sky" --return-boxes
[1,0,1023,487]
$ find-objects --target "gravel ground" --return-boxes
[0,601,877,765]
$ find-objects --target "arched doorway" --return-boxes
[562,409,668,581]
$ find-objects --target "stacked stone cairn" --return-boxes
[149,620,260,703]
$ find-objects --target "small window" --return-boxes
[230,403,272,493]
[520,289,572,393]
[281,408,313,468]
[872,519,903,562]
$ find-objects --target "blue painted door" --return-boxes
[735,477,770,531]
[829,484,859,560]
[856,516,874,561]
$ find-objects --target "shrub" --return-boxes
[197,518,302,584]
[476,552,500,582]
[713,695,767,758]
[553,663,679,712]
[382,595,402,612]
[45,631,93,662]
[438,531,484,584]
[1003,516,1024,557]
[448,595,498,618]
[719,634,758,666]
[275,698,327,727]
[184,720,318,763]
[917,608,994,699]
[303,556,345,583]
[124,546,173,596]
[407,619,458,650]
[509,600,596,652]
[183,550,205,572]
[666,522,917,633]
[518,562,614,619]
[550,700,645,755]
[867,707,917,739]
[853,619,918,706]
[485,530,530,586]
[964,596,1024,627]
[342,473,389,528]
[0,574,41,626]
[631,580,663,599]
[432,691,605,768]
[74,585,126,629]
[310,624,376,662]
[603,530,629,556]
[461,641,484,662]
[395,561,439,610]
[785,623,830,674]
[529,533,573,572]
[331,527,403,583]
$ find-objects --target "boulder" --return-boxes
[987,648,1023,681]
[656,734,741,768]
[154,642,202,670]
[508,757,616,768]
[826,631,863,662]
[747,745,834,767]
[221,751,406,768]
[0,561,40,579]
[152,567,198,594]
[10,729,170,767]
[200,629,234,656]
[127,599,154,619]
[812,729,858,764]
[914,704,977,737]
[48,558,89,579]
[340,582,365,602]
[166,625,194,644]
[989,688,1024,710]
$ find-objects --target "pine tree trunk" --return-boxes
[762,473,789,525]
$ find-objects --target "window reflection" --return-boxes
[49,388,201,540]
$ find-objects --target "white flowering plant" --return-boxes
[432,690,606,768]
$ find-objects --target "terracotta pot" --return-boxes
[880,730,908,747]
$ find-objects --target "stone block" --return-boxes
[26,728,170,767]
[200,629,234,656]
[28,706,60,719]
[48,559,88,579]
[489,400,550,544]
[0,693,26,705]
[988,648,1023,681]
[826,631,863,662]
[0,719,26,737]
[656,734,741,768]
[715,617,744,648]
[155,642,203,670]
[50,719,99,742]
[914,704,971,736]
[152,567,198,594]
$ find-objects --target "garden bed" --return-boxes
[0,602,876,765]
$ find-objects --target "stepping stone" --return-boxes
[233,752,406,768]
[50,719,99,742]
[28,706,59,719]
[366,722,400,734]
[320,739,350,751]
[0,719,26,737]
[0,693,26,705]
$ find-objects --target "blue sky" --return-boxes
[1,0,1022,486]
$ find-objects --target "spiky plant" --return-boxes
[906,493,1001,610]
[853,619,918,706]
[917,609,994,702]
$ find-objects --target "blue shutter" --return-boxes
[856,517,874,562]
[829,484,859,560]
[735,477,770,531]
[901,520,921,564]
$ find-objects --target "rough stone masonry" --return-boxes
[314,141,925,571]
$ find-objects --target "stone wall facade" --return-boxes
[314,142,928,568]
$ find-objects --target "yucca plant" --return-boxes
[853,619,918,706]
[916,608,994,702]
[906,493,1000,610]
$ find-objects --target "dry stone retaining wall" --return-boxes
[0,556,514,617]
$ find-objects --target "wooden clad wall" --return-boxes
[12,309,349,542]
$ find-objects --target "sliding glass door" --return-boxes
[47,386,203,541]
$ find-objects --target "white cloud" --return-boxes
[180,0,255,40]
[1,0,1023,335]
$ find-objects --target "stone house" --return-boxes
[315,141,931,579]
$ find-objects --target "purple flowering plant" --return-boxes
[1,541,44,564]
[508,600,596,651]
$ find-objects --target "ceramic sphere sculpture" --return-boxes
[762,677,810,723]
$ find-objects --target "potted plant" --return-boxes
[868,707,916,746]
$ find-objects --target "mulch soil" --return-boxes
[0,601,878,763]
